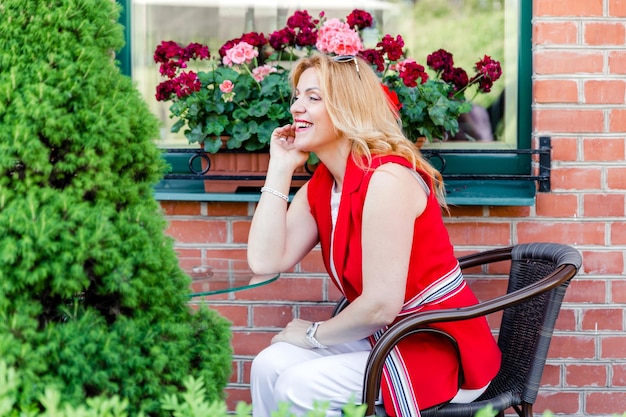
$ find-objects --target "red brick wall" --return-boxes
[159,1,626,414]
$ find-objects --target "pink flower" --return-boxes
[218,39,239,59]
[219,80,234,93]
[315,18,362,56]
[252,65,277,82]
[223,41,258,66]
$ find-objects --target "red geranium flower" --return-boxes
[182,42,209,61]
[240,32,267,49]
[377,34,404,62]
[269,27,295,51]
[295,27,317,48]
[360,48,385,72]
[442,67,469,92]
[472,55,503,93]
[427,49,454,72]
[287,10,317,30]
[153,40,182,64]
[346,9,374,30]
[398,59,429,87]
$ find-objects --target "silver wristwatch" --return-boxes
[306,321,328,349]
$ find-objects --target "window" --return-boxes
[116,0,534,205]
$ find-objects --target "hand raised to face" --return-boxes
[269,124,309,170]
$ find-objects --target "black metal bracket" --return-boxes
[162,136,552,192]
[538,136,551,192]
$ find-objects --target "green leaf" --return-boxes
[205,114,228,136]
[248,100,271,118]
[266,103,290,122]
[232,108,248,120]
[230,122,252,148]
[256,120,279,145]
[203,137,223,153]
[170,119,185,133]
[186,124,207,144]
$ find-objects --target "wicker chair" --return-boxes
[332,242,582,417]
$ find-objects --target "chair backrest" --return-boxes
[476,242,582,404]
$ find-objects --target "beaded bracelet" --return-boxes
[260,186,289,202]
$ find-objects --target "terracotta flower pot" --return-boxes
[200,140,309,193]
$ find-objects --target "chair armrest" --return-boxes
[331,296,350,317]
[457,246,513,269]
[362,262,579,416]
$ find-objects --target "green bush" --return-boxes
[0,361,366,417]
[2,360,626,417]
[0,0,231,415]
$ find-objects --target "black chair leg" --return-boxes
[521,403,533,417]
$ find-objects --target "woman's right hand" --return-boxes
[248,124,319,274]
[269,124,309,171]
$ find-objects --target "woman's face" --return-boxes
[290,67,336,153]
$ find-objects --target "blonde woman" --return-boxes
[247,53,501,417]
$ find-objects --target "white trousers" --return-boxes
[250,339,372,417]
[250,339,490,417]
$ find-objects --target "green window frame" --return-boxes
[115,0,535,206]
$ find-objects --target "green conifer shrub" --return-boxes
[0,1,232,415]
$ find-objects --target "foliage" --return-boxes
[405,0,506,110]
[154,41,292,153]
[379,47,501,142]
[2,360,626,417]
[155,8,502,150]
[0,361,369,417]
[0,0,232,415]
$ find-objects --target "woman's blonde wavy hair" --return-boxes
[289,53,447,208]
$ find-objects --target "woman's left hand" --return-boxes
[271,318,312,348]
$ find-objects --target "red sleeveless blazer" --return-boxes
[307,155,501,415]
